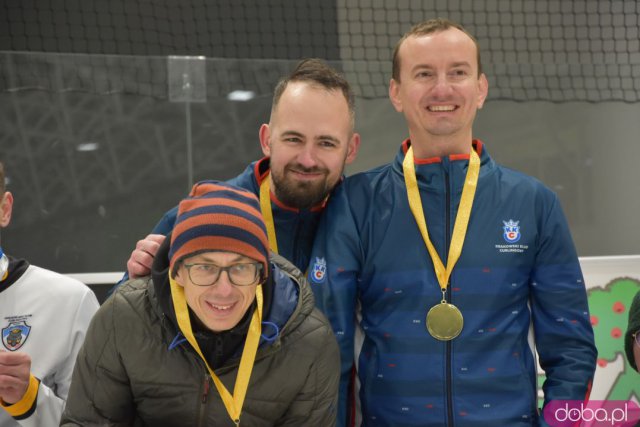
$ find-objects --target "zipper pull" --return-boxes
[201,375,210,404]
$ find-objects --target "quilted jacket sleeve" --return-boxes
[60,290,136,427]
[276,309,341,426]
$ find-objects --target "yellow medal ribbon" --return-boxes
[169,275,263,426]
[402,145,480,339]
[259,174,278,254]
[259,171,312,277]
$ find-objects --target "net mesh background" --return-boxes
[1,0,640,272]
[1,0,639,102]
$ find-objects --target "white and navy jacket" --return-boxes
[0,259,99,427]
[309,140,597,427]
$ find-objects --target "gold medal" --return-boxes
[426,302,464,341]
[403,144,480,341]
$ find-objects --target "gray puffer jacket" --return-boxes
[61,252,340,427]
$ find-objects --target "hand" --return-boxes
[127,234,166,279]
[0,351,31,405]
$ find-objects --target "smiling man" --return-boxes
[62,181,340,426]
[259,74,356,210]
[122,58,360,284]
[309,18,596,426]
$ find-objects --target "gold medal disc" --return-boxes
[426,303,464,341]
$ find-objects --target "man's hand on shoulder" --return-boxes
[127,234,166,279]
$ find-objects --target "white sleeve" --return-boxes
[12,287,100,427]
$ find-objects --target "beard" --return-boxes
[270,164,335,210]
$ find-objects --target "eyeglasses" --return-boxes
[182,262,263,287]
[634,331,640,347]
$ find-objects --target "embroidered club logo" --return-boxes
[311,257,327,284]
[503,219,521,243]
[2,321,31,351]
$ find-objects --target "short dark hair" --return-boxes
[272,58,355,125]
[392,18,483,81]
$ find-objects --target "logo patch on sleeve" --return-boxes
[310,257,327,284]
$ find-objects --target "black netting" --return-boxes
[1,0,639,102]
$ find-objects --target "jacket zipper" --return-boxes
[199,336,221,425]
[444,168,455,427]
[292,214,302,269]
[215,335,224,368]
[198,373,211,427]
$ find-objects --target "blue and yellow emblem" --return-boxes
[2,321,31,351]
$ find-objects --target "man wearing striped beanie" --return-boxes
[62,181,340,427]
[168,181,271,334]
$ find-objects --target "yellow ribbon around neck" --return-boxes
[402,145,480,295]
[169,275,263,426]
[259,174,278,254]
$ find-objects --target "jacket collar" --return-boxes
[398,138,485,163]
[0,256,30,294]
[392,139,494,187]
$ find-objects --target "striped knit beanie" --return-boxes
[169,181,269,279]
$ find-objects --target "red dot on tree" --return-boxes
[597,359,607,367]
[590,315,599,326]
[613,301,625,314]
[611,327,622,338]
